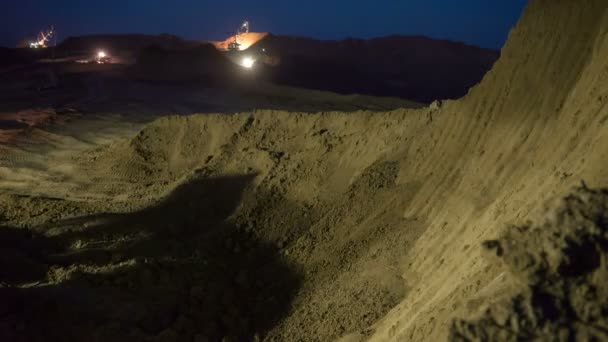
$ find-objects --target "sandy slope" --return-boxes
[1,0,607,341]
[449,186,608,341]
[367,0,608,340]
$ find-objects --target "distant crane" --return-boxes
[240,20,250,34]
[30,26,54,48]
[228,20,250,51]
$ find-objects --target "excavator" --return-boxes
[227,20,250,51]
[29,26,54,48]
[223,20,278,68]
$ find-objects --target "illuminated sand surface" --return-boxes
[1,1,607,341]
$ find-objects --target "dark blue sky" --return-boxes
[2,0,527,49]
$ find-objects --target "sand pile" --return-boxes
[367,1,608,340]
[451,186,608,341]
[1,0,608,341]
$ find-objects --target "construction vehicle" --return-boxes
[95,50,112,64]
[227,20,250,51]
[29,26,55,49]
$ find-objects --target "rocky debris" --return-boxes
[450,186,608,341]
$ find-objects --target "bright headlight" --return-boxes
[241,56,255,68]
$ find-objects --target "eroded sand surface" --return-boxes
[450,186,608,341]
[1,1,608,341]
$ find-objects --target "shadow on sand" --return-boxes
[0,174,301,342]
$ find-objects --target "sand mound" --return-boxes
[367,1,608,340]
[1,0,607,341]
[451,186,608,341]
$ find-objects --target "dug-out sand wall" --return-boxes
[370,0,608,340]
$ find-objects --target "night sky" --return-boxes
[2,0,527,49]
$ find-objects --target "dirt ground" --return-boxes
[450,186,608,341]
[1,1,608,341]
[0,59,421,342]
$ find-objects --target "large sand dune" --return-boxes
[1,0,608,341]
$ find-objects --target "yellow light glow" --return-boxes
[241,56,255,68]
